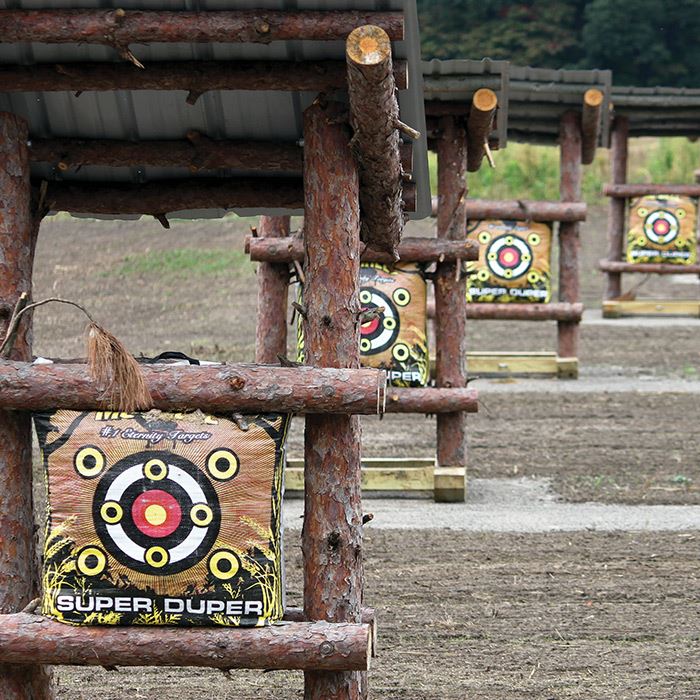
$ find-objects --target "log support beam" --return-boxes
[431,197,587,222]
[346,25,406,258]
[245,236,479,264]
[0,112,53,700]
[255,216,291,364]
[435,115,468,490]
[0,9,403,46]
[301,101,366,699]
[558,112,582,360]
[599,260,700,275]
[0,615,370,672]
[604,183,700,198]
[385,388,477,414]
[466,88,498,172]
[0,361,386,415]
[581,88,604,165]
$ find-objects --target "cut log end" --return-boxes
[346,25,391,67]
[472,88,498,113]
[584,88,604,108]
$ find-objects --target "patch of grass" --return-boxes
[114,248,251,277]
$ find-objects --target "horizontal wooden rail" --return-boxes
[431,197,587,222]
[0,361,386,415]
[0,614,370,671]
[0,10,404,44]
[603,184,700,198]
[598,260,700,275]
[0,60,408,98]
[37,177,416,216]
[245,236,479,263]
[427,301,584,321]
[385,388,478,413]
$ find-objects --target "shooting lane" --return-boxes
[600,85,700,318]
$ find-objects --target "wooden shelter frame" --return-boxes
[0,7,436,699]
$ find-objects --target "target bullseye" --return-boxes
[486,234,532,280]
[132,490,181,538]
[644,210,679,244]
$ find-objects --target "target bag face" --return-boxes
[35,410,290,627]
[626,195,698,265]
[359,263,429,387]
[466,220,553,303]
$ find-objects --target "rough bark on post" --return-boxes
[558,111,582,360]
[0,112,53,700]
[580,88,604,165]
[346,25,404,259]
[603,118,628,284]
[255,216,291,363]
[301,100,365,700]
[435,115,468,478]
[466,88,498,172]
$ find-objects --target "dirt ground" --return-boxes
[29,207,700,698]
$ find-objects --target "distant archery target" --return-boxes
[643,209,679,244]
[92,450,221,575]
[485,234,532,280]
[359,288,400,355]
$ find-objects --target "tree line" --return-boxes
[418,0,700,87]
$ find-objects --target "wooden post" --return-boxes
[604,116,629,300]
[0,112,53,699]
[466,88,498,172]
[255,216,291,363]
[580,88,604,165]
[301,101,364,699]
[558,111,582,361]
[435,115,468,500]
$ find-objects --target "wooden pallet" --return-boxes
[602,299,700,318]
[285,457,466,503]
[466,352,578,379]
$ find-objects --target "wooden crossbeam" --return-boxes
[0,9,404,45]
[0,361,386,415]
[0,614,371,671]
[384,388,478,414]
[430,197,587,222]
[599,260,700,274]
[245,236,479,264]
[604,184,700,198]
[0,60,407,101]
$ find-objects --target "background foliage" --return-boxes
[418,0,700,87]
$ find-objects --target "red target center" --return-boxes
[653,219,670,235]
[360,314,380,335]
[132,489,181,538]
[498,247,520,268]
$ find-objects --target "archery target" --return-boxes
[35,409,290,628]
[467,220,552,303]
[357,263,429,387]
[359,288,400,355]
[486,234,532,280]
[92,451,221,576]
[626,195,697,265]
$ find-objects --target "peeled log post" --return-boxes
[603,183,700,198]
[0,361,386,415]
[0,60,408,96]
[385,388,478,413]
[430,197,588,222]
[255,216,291,364]
[0,113,53,700]
[301,101,365,699]
[0,9,403,44]
[466,88,498,172]
[581,88,604,165]
[604,117,629,301]
[435,115,469,478]
[558,111,582,360]
[0,615,370,672]
[245,236,479,264]
[30,137,302,174]
[346,25,405,259]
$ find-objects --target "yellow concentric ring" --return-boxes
[208,550,240,580]
[207,449,240,481]
[74,446,106,479]
[100,501,123,525]
[144,458,168,481]
[76,546,107,577]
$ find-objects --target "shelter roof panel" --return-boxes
[0,0,430,219]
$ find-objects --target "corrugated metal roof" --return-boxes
[0,0,431,219]
[508,64,612,147]
[610,85,700,138]
[421,58,509,148]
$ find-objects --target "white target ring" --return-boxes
[643,210,679,244]
[485,235,532,280]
